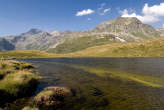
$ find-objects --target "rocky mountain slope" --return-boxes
[0,17,161,53]
[157,28,164,36]
[5,29,63,50]
[93,17,159,41]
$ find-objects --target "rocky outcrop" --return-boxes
[157,28,164,36]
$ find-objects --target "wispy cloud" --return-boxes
[120,3,164,23]
[87,18,92,21]
[98,3,111,16]
[76,9,94,16]
[100,8,111,15]
[98,3,106,10]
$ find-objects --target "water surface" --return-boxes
[19,58,164,110]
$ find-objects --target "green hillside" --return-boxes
[1,37,164,58]
[48,34,119,53]
[68,37,164,57]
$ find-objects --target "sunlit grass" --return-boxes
[0,71,39,95]
[0,50,60,59]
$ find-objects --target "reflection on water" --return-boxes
[19,58,164,110]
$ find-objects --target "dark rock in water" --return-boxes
[76,96,86,103]
[34,86,72,109]
[93,88,104,96]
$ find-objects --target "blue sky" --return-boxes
[0,0,164,36]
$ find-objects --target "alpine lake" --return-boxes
[7,58,164,110]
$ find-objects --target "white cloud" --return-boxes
[142,3,164,16]
[121,9,159,23]
[76,9,94,16]
[163,24,164,28]
[121,3,164,23]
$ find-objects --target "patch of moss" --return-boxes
[22,106,39,110]
[37,90,54,97]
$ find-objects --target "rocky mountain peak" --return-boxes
[26,28,42,35]
[94,17,143,31]
[49,30,60,36]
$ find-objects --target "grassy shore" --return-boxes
[0,60,40,107]
[0,50,59,59]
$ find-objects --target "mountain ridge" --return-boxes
[0,17,161,53]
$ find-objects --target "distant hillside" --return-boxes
[67,37,164,57]
[1,37,164,58]
[49,17,160,53]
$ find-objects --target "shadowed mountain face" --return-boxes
[0,17,161,53]
[4,29,63,50]
[0,38,15,51]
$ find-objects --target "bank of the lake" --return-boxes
[0,60,40,109]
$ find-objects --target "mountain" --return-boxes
[93,17,159,41]
[49,17,160,53]
[0,17,161,53]
[4,29,64,50]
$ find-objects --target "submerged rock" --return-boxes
[34,86,72,108]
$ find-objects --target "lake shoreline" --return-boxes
[0,60,40,109]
